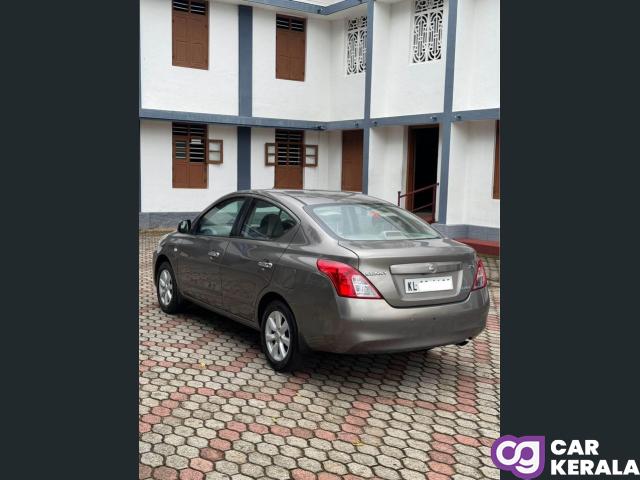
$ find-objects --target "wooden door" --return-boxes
[274,130,303,189]
[341,130,363,192]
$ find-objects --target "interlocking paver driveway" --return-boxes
[139,231,500,480]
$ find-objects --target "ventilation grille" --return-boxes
[276,15,305,32]
[173,0,207,15]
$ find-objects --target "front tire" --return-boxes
[261,300,300,371]
[156,261,182,314]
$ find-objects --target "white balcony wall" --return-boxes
[371,0,448,118]
[140,0,239,115]
[329,9,367,121]
[252,11,332,121]
[453,0,500,111]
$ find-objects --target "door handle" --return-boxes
[257,260,273,269]
[208,250,221,259]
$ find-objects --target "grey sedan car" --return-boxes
[154,190,489,370]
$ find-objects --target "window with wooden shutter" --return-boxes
[265,133,317,167]
[172,0,209,70]
[172,123,208,188]
[276,15,306,81]
[493,121,500,199]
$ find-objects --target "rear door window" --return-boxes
[240,199,297,241]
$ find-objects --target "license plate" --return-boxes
[405,276,453,293]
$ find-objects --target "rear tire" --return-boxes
[261,300,300,371]
[156,261,182,314]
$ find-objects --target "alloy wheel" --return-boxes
[158,269,173,306]
[264,310,291,362]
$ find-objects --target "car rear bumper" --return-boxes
[303,288,489,354]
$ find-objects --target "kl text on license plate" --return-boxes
[405,276,453,293]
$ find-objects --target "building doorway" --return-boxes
[274,129,304,189]
[406,125,439,220]
[341,129,363,192]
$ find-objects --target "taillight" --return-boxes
[472,258,487,290]
[316,259,382,299]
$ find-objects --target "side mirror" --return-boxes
[177,219,191,234]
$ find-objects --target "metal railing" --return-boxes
[397,183,438,220]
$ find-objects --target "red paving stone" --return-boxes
[292,469,317,480]
[152,467,178,480]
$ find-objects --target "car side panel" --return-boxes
[221,237,291,320]
[258,228,360,342]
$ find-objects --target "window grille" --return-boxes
[411,0,443,63]
[346,16,367,75]
[275,130,304,166]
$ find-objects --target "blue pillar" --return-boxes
[362,0,375,194]
[438,0,458,223]
[237,5,253,190]
[237,127,251,190]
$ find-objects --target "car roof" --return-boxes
[238,189,392,207]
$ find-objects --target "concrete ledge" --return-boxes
[432,223,500,242]
[454,238,500,256]
[139,212,199,230]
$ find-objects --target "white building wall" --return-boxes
[302,131,331,189]
[447,120,499,227]
[327,131,343,191]
[329,12,367,121]
[371,0,448,118]
[367,126,406,204]
[252,11,332,121]
[140,120,237,212]
[140,0,239,115]
[452,0,500,111]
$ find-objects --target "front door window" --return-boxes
[196,198,246,237]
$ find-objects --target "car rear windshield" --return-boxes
[309,203,441,241]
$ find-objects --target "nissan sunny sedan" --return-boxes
[154,190,489,371]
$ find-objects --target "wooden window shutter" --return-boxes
[276,15,306,81]
[493,120,500,199]
[172,123,208,189]
[172,0,209,70]
[265,143,276,165]
[303,145,318,167]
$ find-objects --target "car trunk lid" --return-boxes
[339,238,476,307]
